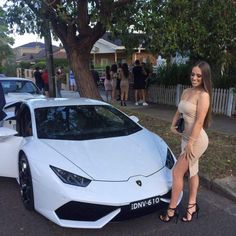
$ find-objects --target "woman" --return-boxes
[159,61,212,223]
[120,63,130,106]
[104,66,112,102]
[110,64,118,101]
[41,69,49,97]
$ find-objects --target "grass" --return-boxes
[119,107,236,179]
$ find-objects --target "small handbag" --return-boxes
[175,114,185,133]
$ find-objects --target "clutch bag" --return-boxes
[175,114,185,133]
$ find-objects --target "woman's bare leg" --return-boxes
[161,155,189,219]
[182,174,199,221]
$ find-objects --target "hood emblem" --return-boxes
[136,180,142,187]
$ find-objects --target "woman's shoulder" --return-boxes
[199,90,210,100]
[181,88,191,97]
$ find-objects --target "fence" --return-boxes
[16,68,235,117]
[147,84,236,117]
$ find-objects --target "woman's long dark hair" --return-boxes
[194,61,212,128]
[110,64,117,73]
[122,63,129,78]
[105,65,111,80]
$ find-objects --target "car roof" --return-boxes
[22,98,109,109]
[0,77,32,82]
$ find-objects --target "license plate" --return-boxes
[130,196,160,211]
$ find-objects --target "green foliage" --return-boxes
[0,7,14,62]
[34,61,46,69]
[19,61,32,69]
[150,63,192,86]
[141,0,236,78]
[212,75,236,89]
[2,60,17,76]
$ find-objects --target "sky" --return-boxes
[0,0,60,48]
[10,32,60,48]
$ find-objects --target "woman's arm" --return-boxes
[184,92,210,159]
[170,110,182,135]
[170,88,188,135]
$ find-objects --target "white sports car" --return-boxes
[0,98,182,229]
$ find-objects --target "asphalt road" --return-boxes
[0,177,236,236]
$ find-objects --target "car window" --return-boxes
[0,80,40,94]
[35,105,142,140]
[17,105,33,137]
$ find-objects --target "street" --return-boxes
[0,177,235,236]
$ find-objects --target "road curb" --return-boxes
[200,173,236,202]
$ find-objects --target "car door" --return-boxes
[0,127,23,178]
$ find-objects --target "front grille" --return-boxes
[55,190,171,222]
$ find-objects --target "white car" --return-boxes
[0,98,182,229]
[0,77,45,104]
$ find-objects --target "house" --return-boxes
[14,42,60,64]
[14,33,157,67]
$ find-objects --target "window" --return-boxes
[35,105,142,140]
[101,58,109,66]
[17,105,32,137]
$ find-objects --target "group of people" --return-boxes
[34,66,67,97]
[104,60,150,106]
[33,67,49,96]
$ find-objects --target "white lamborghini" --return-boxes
[0,98,182,228]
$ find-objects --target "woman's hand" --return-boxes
[184,141,194,160]
[170,125,181,135]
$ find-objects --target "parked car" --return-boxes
[0,98,182,228]
[0,77,45,104]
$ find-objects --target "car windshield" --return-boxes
[0,80,40,94]
[35,105,142,140]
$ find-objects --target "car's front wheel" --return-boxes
[19,154,35,211]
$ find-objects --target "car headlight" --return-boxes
[165,148,175,169]
[50,165,91,187]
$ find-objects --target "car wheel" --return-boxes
[19,154,35,211]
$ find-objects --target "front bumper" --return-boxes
[55,190,171,222]
[33,167,182,228]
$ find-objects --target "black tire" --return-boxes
[19,154,35,211]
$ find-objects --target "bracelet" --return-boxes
[189,136,197,141]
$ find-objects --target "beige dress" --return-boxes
[178,100,209,177]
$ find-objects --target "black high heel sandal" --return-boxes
[159,207,179,224]
[182,203,200,222]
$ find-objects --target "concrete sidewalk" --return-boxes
[61,90,236,202]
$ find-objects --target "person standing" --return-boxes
[91,65,100,86]
[110,64,118,102]
[41,69,49,97]
[34,67,44,92]
[0,82,7,125]
[69,70,76,91]
[56,68,62,97]
[159,61,212,223]
[104,65,112,102]
[120,63,130,106]
[132,60,148,106]
[116,63,122,101]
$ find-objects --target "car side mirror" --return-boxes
[0,127,17,138]
[129,115,139,123]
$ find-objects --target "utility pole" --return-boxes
[44,19,56,97]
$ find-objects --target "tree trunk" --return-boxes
[67,49,101,100]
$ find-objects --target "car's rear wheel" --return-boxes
[19,154,35,211]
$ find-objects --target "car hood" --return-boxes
[5,93,45,104]
[41,129,166,181]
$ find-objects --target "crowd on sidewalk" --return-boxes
[102,60,151,106]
